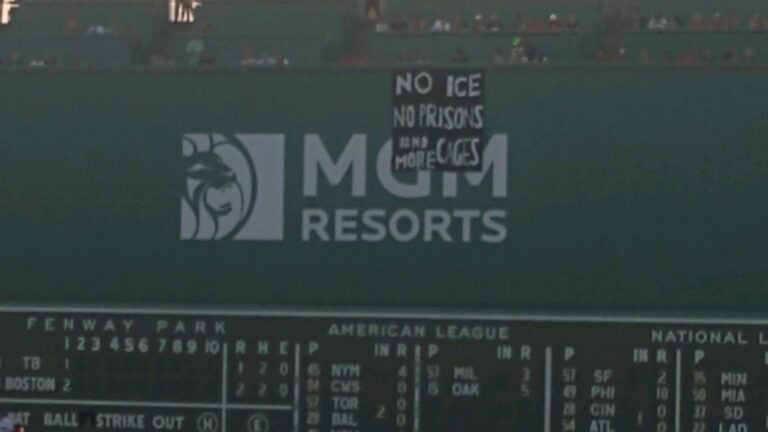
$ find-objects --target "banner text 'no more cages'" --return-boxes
[391,69,485,172]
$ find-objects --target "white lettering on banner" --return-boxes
[447,73,482,97]
[442,135,507,198]
[395,71,434,96]
[376,141,431,198]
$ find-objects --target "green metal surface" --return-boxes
[0,68,766,311]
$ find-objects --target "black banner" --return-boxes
[391,69,485,172]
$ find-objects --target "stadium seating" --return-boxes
[368,0,767,64]
[0,0,348,66]
[0,1,155,65]
[0,0,767,66]
[166,1,346,65]
[369,31,586,64]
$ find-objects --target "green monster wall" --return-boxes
[1,67,767,312]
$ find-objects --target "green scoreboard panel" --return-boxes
[2,307,768,432]
[1,67,767,431]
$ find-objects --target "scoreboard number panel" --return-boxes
[0,307,766,432]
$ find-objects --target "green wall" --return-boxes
[1,68,767,312]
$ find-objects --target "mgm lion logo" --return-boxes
[180,134,285,241]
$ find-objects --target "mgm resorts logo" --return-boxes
[181,134,284,240]
[181,133,509,243]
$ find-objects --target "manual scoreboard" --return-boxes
[0,307,766,432]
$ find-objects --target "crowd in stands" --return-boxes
[374,12,580,33]
[368,7,768,65]
[594,46,758,64]
[0,10,293,68]
[392,36,549,65]
[494,37,548,63]
[146,37,291,67]
[627,10,767,31]
[371,9,768,34]
[239,49,290,66]
[2,0,768,68]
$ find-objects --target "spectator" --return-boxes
[673,15,685,29]
[565,15,579,30]
[636,12,649,29]
[389,14,407,31]
[186,34,205,65]
[690,12,706,30]
[660,50,673,63]
[519,39,545,63]
[647,13,670,30]
[375,20,390,32]
[395,51,410,63]
[750,12,767,31]
[528,44,548,63]
[409,14,426,32]
[86,24,107,36]
[548,14,562,31]
[723,47,738,62]
[677,47,698,65]
[527,16,545,32]
[364,0,381,21]
[241,48,258,66]
[710,12,724,31]
[430,17,450,32]
[742,47,755,63]
[64,13,81,35]
[258,51,278,65]
[473,14,487,32]
[509,37,526,63]
[415,52,431,64]
[623,6,646,30]
[451,48,468,63]
[452,15,467,32]
[488,13,503,31]
[29,55,48,67]
[511,13,525,31]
